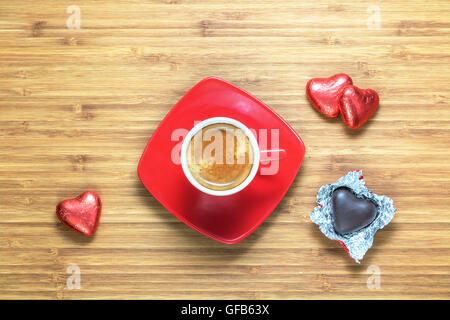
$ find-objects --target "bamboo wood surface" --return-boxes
[0,0,449,299]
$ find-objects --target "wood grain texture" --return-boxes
[0,0,449,299]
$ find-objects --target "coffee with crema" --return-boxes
[186,123,254,191]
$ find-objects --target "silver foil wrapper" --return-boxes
[309,170,396,263]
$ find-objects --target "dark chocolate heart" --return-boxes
[332,187,377,234]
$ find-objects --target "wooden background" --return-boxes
[1,0,449,299]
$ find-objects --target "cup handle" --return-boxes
[259,149,287,165]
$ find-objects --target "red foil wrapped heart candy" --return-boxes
[56,191,101,236]
[306,73,353,118]
[338,85,379,130]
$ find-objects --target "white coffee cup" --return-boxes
[181,117,260,196]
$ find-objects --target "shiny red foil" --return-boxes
[306,73,353,118]
[339,85,379,130]
[56,191,101,236]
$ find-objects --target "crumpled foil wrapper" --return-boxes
[309,170,396,263]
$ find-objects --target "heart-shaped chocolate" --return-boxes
[332,187,377,234]
[56,191,101,236]
[306,73,353,118]
[338,85,379,129]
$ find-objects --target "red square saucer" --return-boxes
[138,77,305,244]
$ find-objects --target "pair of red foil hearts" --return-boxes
[56,191,101,236]
[306,74,379,129]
